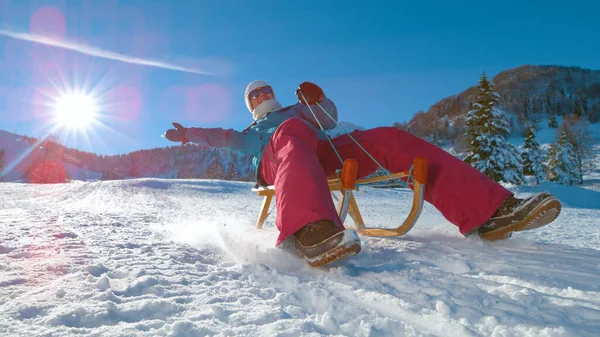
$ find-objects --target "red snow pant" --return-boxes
[260,118,512,245]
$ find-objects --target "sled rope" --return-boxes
[296,89,344,165]
[297,87,413,189]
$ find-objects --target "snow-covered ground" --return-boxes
[1,177,599,336]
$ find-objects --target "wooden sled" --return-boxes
[251,157,428,237]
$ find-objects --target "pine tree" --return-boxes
[226,161,240,181]
[43,134,63,161]
[545,93,553,112]
[577,90,588,116]
[518,95,530,126]
[464,72,524,184]
[545,130,578,185]
[588,102,600,123]
[532,97,543,116]
[206,153,226,179]
[517,110,529,131]
[573,98,583,118]
[28,160,68,184]
[560,116,595,184]
[522,93,530,117]
[548,113,558,128]
[521,126,545,185]
[431,132,442,146]
[0,148,6,182]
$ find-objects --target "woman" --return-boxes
[165,80,562,267]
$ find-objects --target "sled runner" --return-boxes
[252,156,428,237]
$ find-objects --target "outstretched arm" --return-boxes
[165,122,253,153]
[185,127,247,151]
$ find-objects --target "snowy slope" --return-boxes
[1,178,599,336]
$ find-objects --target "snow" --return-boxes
[65,163,102,181]
[328,121,365,138]
[1,177,600,336]
[2,112,600,336]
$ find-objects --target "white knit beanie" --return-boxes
[244,80,272,112]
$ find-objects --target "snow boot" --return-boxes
[293,220,361,267]
[478,192,562,241]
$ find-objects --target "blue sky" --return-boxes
[0,0,598,155]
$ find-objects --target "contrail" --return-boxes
[0,28,212,75]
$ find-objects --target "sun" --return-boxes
[52,91,99,130]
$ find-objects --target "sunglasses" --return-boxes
[249,86,273,100]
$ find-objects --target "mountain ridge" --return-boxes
[0,129,256,182]
[397,64,600,144]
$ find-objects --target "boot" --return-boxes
[478,192,562,241]
[293,220,361,267]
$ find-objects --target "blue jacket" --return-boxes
[183,98,338,171]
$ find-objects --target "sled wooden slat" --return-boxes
[251,157,428,238]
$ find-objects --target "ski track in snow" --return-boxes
[1,179,599,337]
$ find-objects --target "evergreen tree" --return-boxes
[431,132,442,146]
[28,160,68,184]
[226,161,240,181]
[545,130,578,185]
[516,109,529,130]
[532,97,543,116]
[573,98,583,118]
[206,153,226,179]
[464,72,524,184]
[521,126,545,185]
[588,103,600,123]
[545,93,553,112]
[577,90,589,116]
[548,113,558,128]
[0,148,6,182]
[43,134,63,161]
[560,116,595,184]
[522,93,530,117]
[130,158,142,177]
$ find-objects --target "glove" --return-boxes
[165,122,189,144]
[296,82,324,105]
